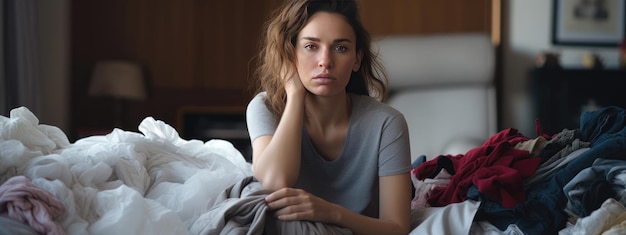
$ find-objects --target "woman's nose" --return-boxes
[318,49,333,68]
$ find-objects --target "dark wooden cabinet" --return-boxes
[530,68,626,135]
[177,106,251,162]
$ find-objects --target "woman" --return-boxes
[246,0,412,234]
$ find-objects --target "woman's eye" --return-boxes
[304,44,316,50]
[335,45,347,52]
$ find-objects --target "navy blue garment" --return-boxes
[581,178,615,216]
[472,106,626,235]
[580,106,626,144]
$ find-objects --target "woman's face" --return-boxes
[295,12,362,97]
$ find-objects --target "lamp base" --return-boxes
[113,98,128,129]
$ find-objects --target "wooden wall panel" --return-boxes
[71,0,134,134]
[70,0,495,138]
[360,0,492,36]
[194,1,281,89]
[126,0,198,88]
[70,0,280,136]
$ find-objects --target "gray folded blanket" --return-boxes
[190,176,353,235]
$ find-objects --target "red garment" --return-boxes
[472,156,541,208]
[535,118,556,139]
[0,176,66,235]
[416,128,539,207]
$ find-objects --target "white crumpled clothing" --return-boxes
[559,198,626,235]
[0,107,254,234]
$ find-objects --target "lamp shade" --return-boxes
[88,61,147,100]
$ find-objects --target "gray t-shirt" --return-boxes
[246,92,411,218]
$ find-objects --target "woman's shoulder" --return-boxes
[246,92,271,117]
[351,93,403,118]
[247,92,267,107]
[350,94,408,135]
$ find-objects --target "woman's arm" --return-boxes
[251,68,307,191]
[265,173,412,235]
[334,173,412,235]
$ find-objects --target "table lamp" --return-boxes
[88,60,147,128]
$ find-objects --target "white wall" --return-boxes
[37,0,70,132]
[502,0,622,135]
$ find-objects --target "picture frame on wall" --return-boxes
[552,0,626,47]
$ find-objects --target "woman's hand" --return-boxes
[265,188,338,223]
[281,64,306,99]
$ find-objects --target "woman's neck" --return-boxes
[304,92,352,130]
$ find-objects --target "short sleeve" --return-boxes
[246,92,277,142]
[378,113,412,176]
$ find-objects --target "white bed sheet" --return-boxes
[410,200,481,235]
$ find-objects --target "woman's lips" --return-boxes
[313,74,334,84]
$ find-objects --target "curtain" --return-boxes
[1,0,41,116]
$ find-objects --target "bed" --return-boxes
[2,103,626,234]
[3,33,626,234]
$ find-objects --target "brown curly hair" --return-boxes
[253,0,388,121]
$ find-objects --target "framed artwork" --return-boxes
[552,0,626,47]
